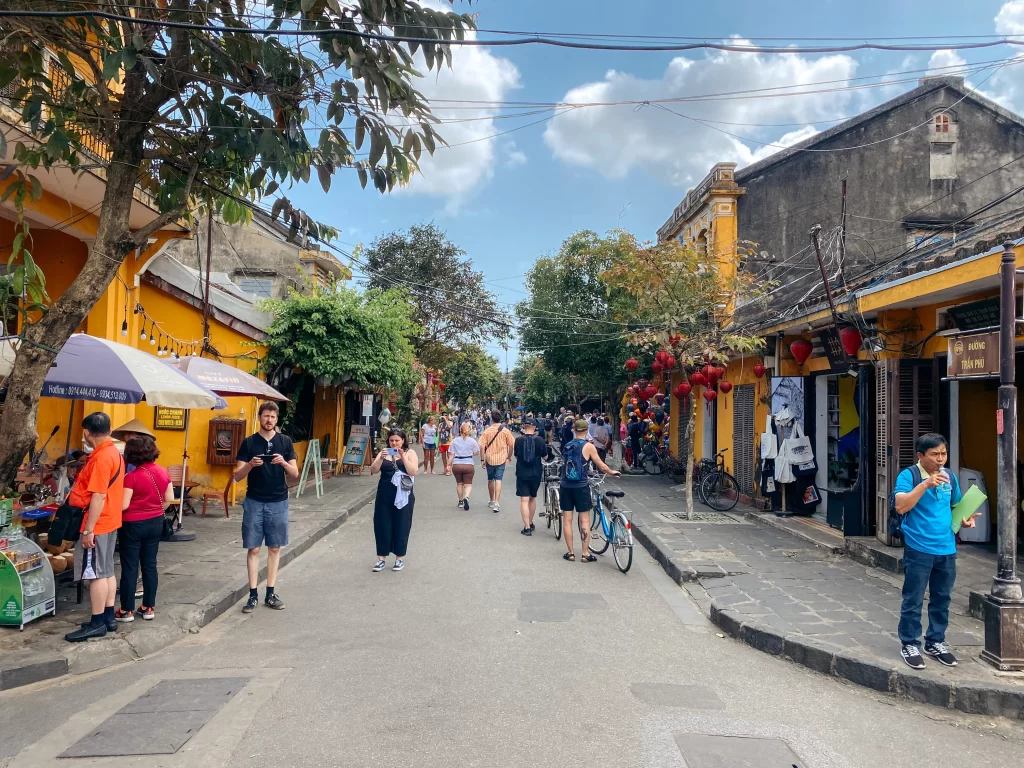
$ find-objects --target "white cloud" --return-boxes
[927,49,968,76]
[996,1,1024,34]
[393,11,519,211]
[542,43,857,186]
[502,140,527,168]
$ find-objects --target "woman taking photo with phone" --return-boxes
[420,416,438,474]
[450,421,480,510]
[369,428,419,572]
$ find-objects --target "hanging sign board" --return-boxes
[362,394,374,418]
[154,407,187,430]
[947,331,1000,378]
[343,425,370,466]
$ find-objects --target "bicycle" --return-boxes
[540,458,562,540]
[586,473,633,573]
[639,441,670,475]
[699,449,739,512]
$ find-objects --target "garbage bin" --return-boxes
[957,468,991,543]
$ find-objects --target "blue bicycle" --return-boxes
[587,473,634,573]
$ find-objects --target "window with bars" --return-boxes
[236,277,274,298]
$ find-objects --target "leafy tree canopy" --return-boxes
[261,285,419,393]
[0,0,474,486]
[362,223,510,368]
[441,343,502,407]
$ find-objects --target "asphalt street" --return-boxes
[2,464,1022,767]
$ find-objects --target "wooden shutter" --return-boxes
[897,360,934,470]
[732,385,755,493]
[875,360,895,544]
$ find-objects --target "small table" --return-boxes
[176,480,201,516]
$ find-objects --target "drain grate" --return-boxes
[674,734,805,767]
[655,510,747,524]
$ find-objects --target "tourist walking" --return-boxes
[438,414,453,475]
[370,428,420,571]
[514,418,551,536]
[560,419,620,563]
[420,415,438,474]
[63,412,126,642]
[451,422,480,509]
[479,410,516,513]
[116,436,174,622]
[593,416,612,464]
[233,402,299,613]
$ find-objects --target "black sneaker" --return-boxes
[463,498,469,510]
[65,623,107,642]
[901,643,926,670]
[521,527,533,536]
[265,593,286,610]
[924,642,958,667]
[242,595,259,614]
[530,523,536,531]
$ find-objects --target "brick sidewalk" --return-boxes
[0,473,376,690]
[614,474,1024,720]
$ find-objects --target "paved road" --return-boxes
[2,467,1022,767]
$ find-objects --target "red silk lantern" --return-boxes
[790,338,813,365]
[678,382,692,398]
[753,363,767,379]
[656,350,669,365]
[690,372,707,387]
[665,355,677,370]
[839,326,863,357]
[643,385,658,400]
[651,360,664,374]
[701,364,715,381]
[715,366,727,380]
[719,380,733,394]
[625,358,639,372]
[439,383,446,390]
[703,389,718,403]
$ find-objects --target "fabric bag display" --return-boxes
[760,414,778,460]
[801,482,822,508]
[774,432,795,484]
[784,422,817,477]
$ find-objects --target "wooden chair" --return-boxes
[202,476,233,518]
[167,464,198,516]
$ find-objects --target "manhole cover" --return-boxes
[60,677,248,757]
[630,683,725,709]
[656,510,747,524]
[674,734,805,768]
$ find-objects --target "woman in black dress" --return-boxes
[369,428,419,572]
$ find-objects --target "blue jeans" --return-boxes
[898,546,956,646]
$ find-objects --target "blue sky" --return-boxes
[287,0,1024,365]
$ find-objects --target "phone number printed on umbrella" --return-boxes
[43,384,130,402]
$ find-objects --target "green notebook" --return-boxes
[952,485,987,534]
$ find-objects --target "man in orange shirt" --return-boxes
[64,413,125,642]
[478,410,515,513]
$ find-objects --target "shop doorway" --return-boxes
[814,373,861,528]
[701,398,716,462]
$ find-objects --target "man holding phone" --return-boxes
[234,402,299,614]
[893,433,979,670]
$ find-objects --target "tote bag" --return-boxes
[760,414,778,460]
[785,422,818,477]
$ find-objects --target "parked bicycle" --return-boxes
[639,441,669,475]
[698,449,739,512]
[540,458,562,540]
[587,472,634,573]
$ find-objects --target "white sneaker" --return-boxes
[492,503,500,513]
[487,501,496,510]
[456,500,464,508]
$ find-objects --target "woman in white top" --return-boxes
[450,421,480,510]
[420,415,438,474]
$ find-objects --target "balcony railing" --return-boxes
[47,56,111,163]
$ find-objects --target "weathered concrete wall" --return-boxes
[735,80,1024,272]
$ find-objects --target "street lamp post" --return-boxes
[981,241,1024,671]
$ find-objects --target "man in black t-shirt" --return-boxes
[514,419,553,536]
[627,415,644,469]
[234,402,299,613]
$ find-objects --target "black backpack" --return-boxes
[888,466,956,541]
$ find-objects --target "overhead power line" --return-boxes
[7,9,1024,54]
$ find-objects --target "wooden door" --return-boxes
[733,385,756,493]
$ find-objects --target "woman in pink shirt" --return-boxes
[116,436,174,622]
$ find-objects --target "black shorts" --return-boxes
[516,473,542,497]
[559,485,593,513]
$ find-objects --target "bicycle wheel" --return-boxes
[701,471,740,512]
[640,452,664,475]
[545,482,554,529]
[550,488,562,540]
[611,513,633,573]
[588,505,610,555]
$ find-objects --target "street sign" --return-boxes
[362,394,374,418]
[947,330,1000,378]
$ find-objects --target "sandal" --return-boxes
[563,552,575,562]
[581,554,598,563]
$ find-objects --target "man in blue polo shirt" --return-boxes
[893,433,979,670]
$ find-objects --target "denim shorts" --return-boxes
[485,462,506,481]
[242,498,290,549]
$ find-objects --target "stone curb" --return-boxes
[0,487,377,691]
[631,516,698,585]
[639,522,1024,720]
[742,511,845,555]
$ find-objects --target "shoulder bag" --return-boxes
[785,421,817,477]
[760,414,778,460]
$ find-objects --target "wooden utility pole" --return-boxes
[839,179,848,276]
[809,224,841,327]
